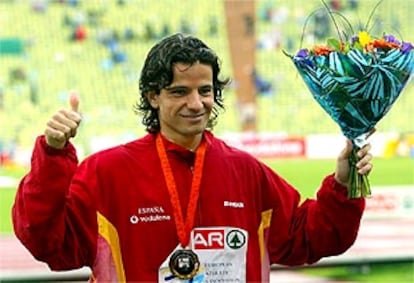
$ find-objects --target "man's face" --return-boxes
[149,62,214,147]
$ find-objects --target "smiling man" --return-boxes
[12,33,373,282]
[147,62,214,151]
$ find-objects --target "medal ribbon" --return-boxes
[156,133,207,247]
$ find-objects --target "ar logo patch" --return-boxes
[193,229,225,250]
[226,229,246,249]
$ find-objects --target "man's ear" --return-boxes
[146,91,159,109]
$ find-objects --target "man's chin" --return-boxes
[182,125,206,136]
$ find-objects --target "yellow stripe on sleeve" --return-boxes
[97,212,126,282]
[258,209,272,262]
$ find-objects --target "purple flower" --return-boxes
[401,41,414,54]
[296,48,309,58]
[384,34,401,45]
[350,34,359,45]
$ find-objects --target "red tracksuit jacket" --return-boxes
[12,131,364,282]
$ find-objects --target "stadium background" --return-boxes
[0,0,413,156]
[0,0,413,282]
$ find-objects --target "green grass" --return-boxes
[0,188,16,235]
[264,157,414,199]
[299,262,414,282]
[0,165,25,235]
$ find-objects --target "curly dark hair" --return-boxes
[135,33,230,133]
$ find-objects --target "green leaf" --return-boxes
[352,41,364,51]
[342,42,351,53]
[327,38,342,51]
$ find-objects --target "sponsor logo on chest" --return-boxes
[129,199,246,225]
[130,206,171,224]
[192,228,246,250]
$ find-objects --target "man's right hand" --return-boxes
[45,92,82,149]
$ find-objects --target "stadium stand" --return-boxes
[0,0,413,153]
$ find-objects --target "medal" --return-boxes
[156,134,207,280]
[168,249,200,280]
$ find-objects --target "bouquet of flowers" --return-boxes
[284,1,414,198]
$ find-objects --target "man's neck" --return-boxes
[160,131,203,152]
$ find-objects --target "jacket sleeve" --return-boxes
[265,168,365,266]
[11,135,97,270]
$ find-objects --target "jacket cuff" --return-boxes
[38,135,76,156]
[320,174,352,201]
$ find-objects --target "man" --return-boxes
[12,33,373,282]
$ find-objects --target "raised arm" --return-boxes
[12,93,96,270]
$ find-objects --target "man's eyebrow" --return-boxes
[164,84,213,91]
[164,86,186,91]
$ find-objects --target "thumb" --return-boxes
[340,139,354,159]
[69,91,80,112]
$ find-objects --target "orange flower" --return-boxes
[372,38,400,49]
[365,42,375,52]
[313,45,334,56]
[365,38,400,52]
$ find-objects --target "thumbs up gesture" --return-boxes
[45,92,83,149]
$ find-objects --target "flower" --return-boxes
[358,31,372,47]
[284,1,414,199]
[297,32,412,57]
[289,31,414,142]
[401,41,414,54]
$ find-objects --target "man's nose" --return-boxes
[186,91,203,109]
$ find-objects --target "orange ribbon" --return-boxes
[156,134,207,247]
